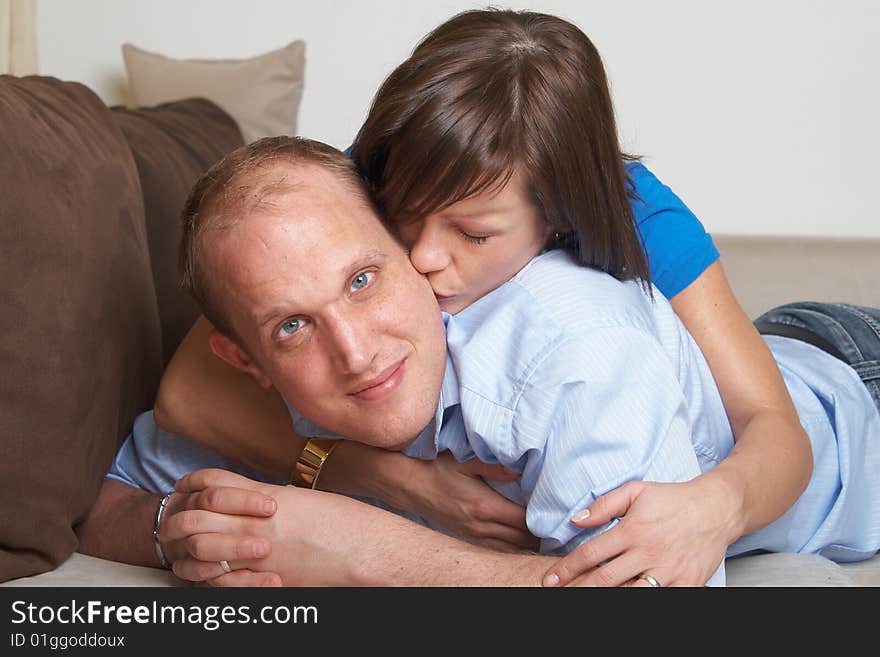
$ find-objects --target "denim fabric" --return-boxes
[755,302,880,408]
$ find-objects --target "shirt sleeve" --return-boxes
[515,328,702,551]
[106,410,283,494]
[627,161,719,298]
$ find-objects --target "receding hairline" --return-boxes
[194,159,394,339]
[199,160,373,234]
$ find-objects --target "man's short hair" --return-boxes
[179,136,373,347]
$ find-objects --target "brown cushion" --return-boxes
[0,75,163,582]
[111,98,245,365]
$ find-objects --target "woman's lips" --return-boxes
[435,293,462,312]
[350,359,406,402]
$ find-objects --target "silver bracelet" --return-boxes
[152,492,173,569]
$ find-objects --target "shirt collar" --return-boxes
[402,312,461,459]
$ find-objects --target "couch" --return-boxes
[0,74,244,586]
[2,74,879,588]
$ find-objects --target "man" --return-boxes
[76,137,560,587]
[78,136,880,587]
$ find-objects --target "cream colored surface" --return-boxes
[726,553,880,587]
[122,40,305,144]
[714,235,880,319]
[0,0,38,75]
[0,553,182,587]
[4,550,879,588]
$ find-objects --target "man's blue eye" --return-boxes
[280,318,303,336]
[351,271,372,291]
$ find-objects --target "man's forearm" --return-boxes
[244,483,554,587]
[360,523,553,586]
[74,478,163,568]
[159,470,555,587]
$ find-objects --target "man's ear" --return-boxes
[208,330,273,389]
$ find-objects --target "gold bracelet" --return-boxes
[291,437,341,489]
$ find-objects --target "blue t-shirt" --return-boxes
[625,161,719,298]
[345,144,717,300]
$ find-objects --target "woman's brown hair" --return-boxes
[352,8,650,286]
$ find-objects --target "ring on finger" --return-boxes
[219,560,232,573]
[637,573,661,587]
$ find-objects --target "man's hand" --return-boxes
[75,476,279,579]
[167,469,382,586]
[542,479,737,587]
[168,468,553,587]
[156,474,281,585]
[163,481,282,586]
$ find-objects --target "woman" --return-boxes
[155,9,813,586]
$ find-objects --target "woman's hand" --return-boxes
[320,442,538,553]
[374,451,539,553]
[543,476,744,587]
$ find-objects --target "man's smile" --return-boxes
[349,358,407,401]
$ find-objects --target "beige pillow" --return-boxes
[122,41,305,144]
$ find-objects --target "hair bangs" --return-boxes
[375,79,520,225]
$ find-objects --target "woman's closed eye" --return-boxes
[457,228,489,245]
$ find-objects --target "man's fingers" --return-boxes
[542,522,629,586]
[182,532,271,562]
[570,481,645,528]
[172,557,227,582]
[206,570,283,588]
[172,557,259,583]
[182,485,277,517]
[175,468,265,494]
[162,508,264,542]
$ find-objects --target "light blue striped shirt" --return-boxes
[109,250,880,586]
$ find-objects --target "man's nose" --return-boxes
[325,311,375,375]
[407,220,451,275]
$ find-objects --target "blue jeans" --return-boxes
[755,302,880,408]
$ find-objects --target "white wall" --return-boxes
[37,0,880,238]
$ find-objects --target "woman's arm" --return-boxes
[543,261,813,587]
[154,315,535,550]
[668,261,812,534]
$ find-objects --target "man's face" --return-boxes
[205,164,448,450]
